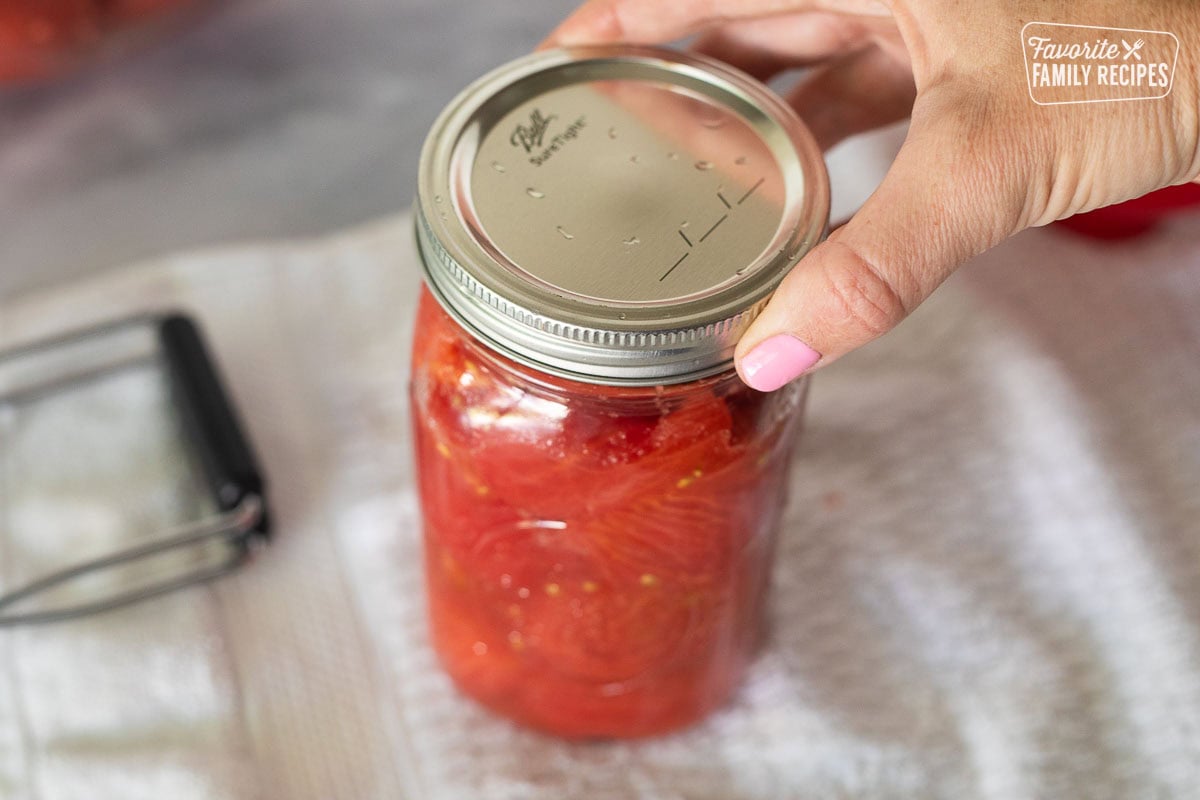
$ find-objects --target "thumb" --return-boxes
[734,108,1024,391]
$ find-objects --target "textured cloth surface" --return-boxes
[0,210,1198,799]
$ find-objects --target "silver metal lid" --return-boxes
[416,45,829,385]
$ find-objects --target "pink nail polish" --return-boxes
[739,334,821,391]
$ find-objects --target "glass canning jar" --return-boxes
[410,287,808,737]
[411,46,829,738]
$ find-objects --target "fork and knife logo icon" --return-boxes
[1122,38,1145,60]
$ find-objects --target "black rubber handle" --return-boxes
[159,314,270,538]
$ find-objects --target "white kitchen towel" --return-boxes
[0,209,1198,800]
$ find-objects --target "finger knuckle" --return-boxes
[819,240,909,340]
[597,0,631,40]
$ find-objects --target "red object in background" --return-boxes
[409,289,806,739]
[1055,183,1200,240]
[0,0,195,83]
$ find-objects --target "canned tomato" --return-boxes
[411,46,829,738]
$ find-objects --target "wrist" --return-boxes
[1172,2,1200,181]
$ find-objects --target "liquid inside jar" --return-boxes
[409,288,807,738]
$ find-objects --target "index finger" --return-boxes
[542,0,892,47]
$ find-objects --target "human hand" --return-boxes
[543,0,1200,390]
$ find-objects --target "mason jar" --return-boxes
[410,46,829,738]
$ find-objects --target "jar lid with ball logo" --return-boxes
[416,45,829,385]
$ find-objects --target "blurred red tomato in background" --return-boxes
[0,0,199,83]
